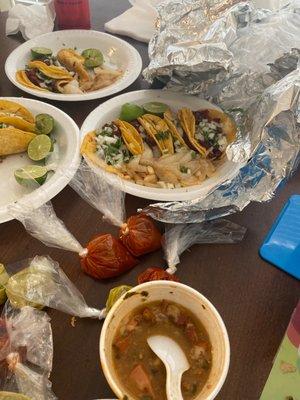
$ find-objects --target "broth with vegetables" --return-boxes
[112,300,212,400]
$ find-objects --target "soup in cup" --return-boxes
[100,281,230,400]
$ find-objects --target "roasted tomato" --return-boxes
[80,234,138,279]
[119,214,162,257]
[137,267,179,284]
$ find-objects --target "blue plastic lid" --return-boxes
[260,195,300,280]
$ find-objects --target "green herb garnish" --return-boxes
[155,131,170,141]
[180,165,188,173]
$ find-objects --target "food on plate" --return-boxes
[80,233,138,279]
[0,128,36,156]
[14,165,48,187]
[106,285,133,312]
[119,214,162,257]
[0,100,57,187]
[0,100,34,123]
[178,108,236,160]
[112,301,212,400]
[137,267,179,284]
[81,100,236,189]
[16,46,123,95]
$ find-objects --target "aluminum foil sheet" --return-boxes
[142,0,300,223]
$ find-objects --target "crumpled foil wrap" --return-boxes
[142,0,300,223]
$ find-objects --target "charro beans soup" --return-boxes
[112,300,212,400]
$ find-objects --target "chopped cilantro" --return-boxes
[180,165,188,173]
[155,131,170,141]
[0,123,7,129]
[191,150,196,159]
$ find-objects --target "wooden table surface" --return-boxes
[0,2,299,399]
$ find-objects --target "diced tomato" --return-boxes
[114,335,131,353]
[129,364,155,398]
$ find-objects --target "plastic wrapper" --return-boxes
[138,219,246,281]
[8,200,139,280]
[80,234,138,279]
[140,0,300,223]
[70,160,163,256]
[69,159,126,227]
[3,255,105,319]
[119,214,162,257]
[0,301,56,400]
[8,162,162,278]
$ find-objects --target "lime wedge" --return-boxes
[120,103,144,122]
[143,102,169,116]
[0,392,32,400]
[31,46,52,60]
[82,48,103,68]
[14,165,48,187]
[27,134,52,161]
[35,113,54,135]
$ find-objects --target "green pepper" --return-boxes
[106,285,132,312]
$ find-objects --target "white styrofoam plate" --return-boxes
[0,97,80,224]
[81,89,244,202]
[5,30,142,102]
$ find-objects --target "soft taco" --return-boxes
[178,108,237,159]
[16,70,49,92]
[163,110,188,152]
[57,49,90,82]
[81,124,131,178]
[0,127,36,156]
[137,114,174,156]
[0,100,34,123]
[0,116,35,132]
[114,119,144,155]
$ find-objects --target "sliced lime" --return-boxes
[31,47,52,60]
[35,113,54,135]
[82,48,104,68]
[14,165,48,187]
[119,103,145,122]
[143,101,169,116]
[27,134,52,161]
[0,392,32,400]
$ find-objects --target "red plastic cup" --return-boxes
[54,0,91,30]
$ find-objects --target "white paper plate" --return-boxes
[0,97,80,224]
[81,90,243,201]
[5,30,142,102]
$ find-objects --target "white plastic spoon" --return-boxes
[147,335,190,400]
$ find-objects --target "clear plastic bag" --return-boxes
[8,162,162,280]
[69,159,126,227]
[9,201,85,254]
[137,218,246,281]
[3,255,105,319]
[0,301,56,400]
[164,219,247,273]
[8,199,140,280]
